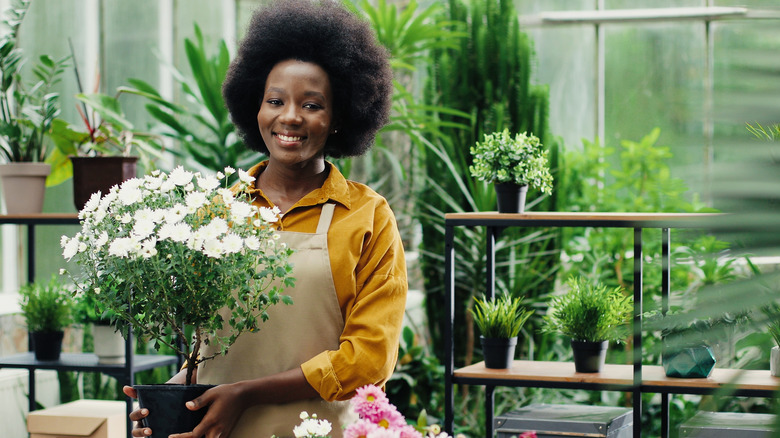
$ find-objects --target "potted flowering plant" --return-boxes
[469,129,553,213]
[60,165,295,433]
[0,0,69,213]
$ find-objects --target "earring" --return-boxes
[332,129,338,134]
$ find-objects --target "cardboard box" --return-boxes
[495,404,633,438]
[27,399,126,438]
[678,411,776,437]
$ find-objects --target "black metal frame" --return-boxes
[442,213,771,438]
[0,214,178,438]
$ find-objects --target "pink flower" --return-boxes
[352,385,391,419]
[344,419,381,438]
[371,405,407,430]
[367,428,400,438]
[519,432,537,438]
[398,425,424,438]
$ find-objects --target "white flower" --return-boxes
[183,182,195,192]
[141,238,158,258]
[299,412,309,420]
[133,218,157,239]
[218,188,234,205]
[200,217,228,240]
[244,235,261,251]
[118,187,144,205]
[144,175,163,190]
[170,166,194,186]
[202,238,224,258]
[185,192,208,210]
[222,233,243,254]
[168,223,193,243]
[62,237,81,260]
[197,175,220,191]
[120,213,132,224]
[165,204,188,224]
[83,192,102,212]
[238,168,255,184]
[224,166,235,176]
[216,171,225,179]
[134,208,155,222]
[230,201,254,222]
[160,178,176,193]
[95,231,109,248]
[59,268,66,275]
[259,206,281,224]
[108,237,137,258]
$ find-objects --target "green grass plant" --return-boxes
[19,275,72,333]
[543,276,632,343]
[470,294,533,339]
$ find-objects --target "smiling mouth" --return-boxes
[276,133,304,142]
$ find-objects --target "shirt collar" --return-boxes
[246,160,352,210]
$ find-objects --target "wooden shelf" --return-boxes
[444,211,725,228]
[454,361,780,395]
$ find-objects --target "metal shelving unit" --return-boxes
[443,212,778,438]
[0,214,178,438]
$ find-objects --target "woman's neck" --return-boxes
[256,160,329,213]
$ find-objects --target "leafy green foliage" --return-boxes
[469,129,553,192]
[19,275,72,332]
[0,0,68,162]
[543,276,632,343]
[470,293,533,338]
[123,24,260,173]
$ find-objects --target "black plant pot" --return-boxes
[31,331,64,361]
[571,339,608,373]
[481,336,518,369]
[494,182,529,213]
[134,384,216,437]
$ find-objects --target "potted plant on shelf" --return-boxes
[46,77,162,211]
[470,293,534,369]
[60,166,295,436]
[0,0,69,214]
[469,128,553,213]
[72,290,124,364]
[19,275,73,361]
[542,276,633,373]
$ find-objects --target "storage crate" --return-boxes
[679,411,776,437]
[495,403,633,438]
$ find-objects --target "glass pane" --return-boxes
[604,22,708,194]
[605,0,704,8]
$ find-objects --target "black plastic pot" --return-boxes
[571,339,608,373]
[481,336,518,369]
[494,182,529,213]
[134,384,216,437]
[31,331,64,361]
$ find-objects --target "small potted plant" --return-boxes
[72,291,124,364]
[470,293,534,369]
[469,128,553,213]
[60,166,295,436]
[19,275,73,361]
[542,276,633,373]
[0,0,69,214]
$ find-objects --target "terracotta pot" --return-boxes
[494,182,528,213]
[135,384,216,437]
[71,156,137,211]
[0,162,51,214]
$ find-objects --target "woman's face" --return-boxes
[257,59,335,169]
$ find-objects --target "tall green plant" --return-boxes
[416,0,560,368]
[123,24,260,173]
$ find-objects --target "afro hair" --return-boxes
[223,0,393,158]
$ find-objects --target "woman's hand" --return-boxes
[122,386,152,437]
[168,382,247,438]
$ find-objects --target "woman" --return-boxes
[123,1,406,437]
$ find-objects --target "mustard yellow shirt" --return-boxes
[245,161,408,401]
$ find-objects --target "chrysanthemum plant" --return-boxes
[468,128,553,194]
[61,166,294,385]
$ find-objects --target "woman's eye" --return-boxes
[304,103,323,110]
[266,98,282,106]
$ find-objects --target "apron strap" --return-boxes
[316,203,336,234]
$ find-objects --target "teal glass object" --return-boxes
[663,345,716,378]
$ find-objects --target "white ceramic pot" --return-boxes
[93,324,125,364]
[0,162,50,214]
[771,346,780,377]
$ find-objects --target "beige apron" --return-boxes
[199,203,355,438]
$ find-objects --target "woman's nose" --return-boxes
[279,105,302,124]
